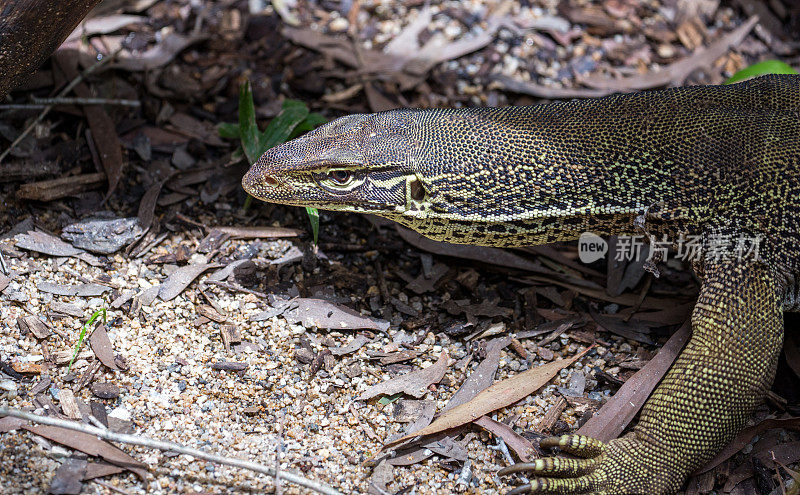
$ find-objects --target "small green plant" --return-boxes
[220,81,327,244]
[726,60,798,84]
[68,308,106,372]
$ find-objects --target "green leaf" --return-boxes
[238,81,261,164]
[377,393,404,405]
[217,122,240,139]
[306,207,320,245]
[290,112,328,138]
[725,60,798,84]
[68,308,107,372]
[259,99,310,152]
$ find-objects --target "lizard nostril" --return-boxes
[263,176,278,186]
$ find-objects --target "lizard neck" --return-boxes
[400,104,709,247]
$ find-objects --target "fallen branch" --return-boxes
[0,406,343,495]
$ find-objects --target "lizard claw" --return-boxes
[499,434,681,494]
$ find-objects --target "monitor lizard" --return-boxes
[242,74,800,494]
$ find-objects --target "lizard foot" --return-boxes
[498,434,682,495]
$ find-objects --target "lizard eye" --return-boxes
[328,170,353,185]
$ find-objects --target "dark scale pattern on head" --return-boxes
[244,74,800,494]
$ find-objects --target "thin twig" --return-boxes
[0,97,141,110]
[0,406,343,495]
[204,279,270,299]
[0,48,121,164]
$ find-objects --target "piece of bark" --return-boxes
[220,324,241,353]
[0,0,102,99]
[58,389,83,420]
[17,173,106,201]
[18,316,52,339]
[537,396,568,433]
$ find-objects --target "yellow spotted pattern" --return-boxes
[243,75,800,494]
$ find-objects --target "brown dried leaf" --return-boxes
[329,335,371,356]
[697,416,800,474]
[386,348,589,448]
[577,321,690,441]
[443,337,510,412]
[48,457,86,495]
[66,15,145,42]
[473,415,535,462]
[23,424,147,479]
[358,351,450,401]
[158,263,213,301]
[17,173,106,202]
[396,226,558,276]
[89,325,121,371]
[723,441,800,492]
[67,32,206,72]
[37,282,110,297]
[286,298,390,332]
[15,231,83,257]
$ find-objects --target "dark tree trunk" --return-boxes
[0,0,101,99]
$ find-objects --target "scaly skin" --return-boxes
[242,74,800,494]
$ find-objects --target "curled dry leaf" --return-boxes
[358,351,450,401]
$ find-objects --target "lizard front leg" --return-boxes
[500,259,784,494]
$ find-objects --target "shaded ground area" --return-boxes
[1,0,799,493]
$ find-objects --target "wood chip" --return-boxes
[220,324,241,353]
[58,389,83,419]
[90,382,121,399]
[18,316,52,339]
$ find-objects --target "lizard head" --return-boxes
[243,106,643,246]
[242,110,426,216]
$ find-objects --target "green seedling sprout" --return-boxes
[68,308,106,372]
[220,81,327,244]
